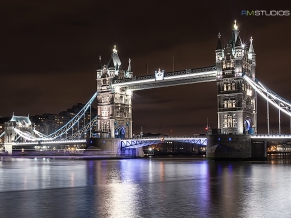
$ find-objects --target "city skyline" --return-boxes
[1,1,291,136]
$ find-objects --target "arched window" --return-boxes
[228,83,231,90]
[223,115,227,128]
[233,118,237,127]
[228,100,232,108]
[228,115,232,127]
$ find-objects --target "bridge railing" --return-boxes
[120,136,207,148]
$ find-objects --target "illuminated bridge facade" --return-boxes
[1,21,291,158]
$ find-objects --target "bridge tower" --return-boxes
[4,115,33,154]
[215,21,257,135]
[96,46,133,139]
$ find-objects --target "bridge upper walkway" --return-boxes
[112,66,217,90]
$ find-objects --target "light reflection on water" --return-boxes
[0,157,291,218]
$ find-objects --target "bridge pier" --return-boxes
[207,133,267,160]
[4,143,12,155]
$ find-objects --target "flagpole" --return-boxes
[173,56,175,73]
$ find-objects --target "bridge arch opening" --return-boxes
[115,125,126,138]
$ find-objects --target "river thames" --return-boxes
[0,156,291,218]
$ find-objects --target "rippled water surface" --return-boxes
[0,156,291,218]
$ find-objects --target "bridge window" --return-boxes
[228,83,231,90]
[228,100,232,108]
[223,119,227,128]
[247,88,252,96]
[101,111,108,117]
[224,84,227,91]
[223,114,237,128]
[224,100,236,108]
[232,82,235,90]
[233,118,237,127]
[228,115,232,127]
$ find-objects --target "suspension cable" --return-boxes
[243,75,291,116]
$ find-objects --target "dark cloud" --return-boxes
[1,0,291,135]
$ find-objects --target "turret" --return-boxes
[125,58,133,78]
[108,45,122,76]
[215,33,224,79]
[248,37,256,64]
[248,37,256,80]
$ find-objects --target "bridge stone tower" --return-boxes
[4,115,33,154]
[215,21,257,135]
[96,46,133,139]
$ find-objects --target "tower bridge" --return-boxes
[1,21,291,159]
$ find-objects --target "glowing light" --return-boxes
[164,71,217,80]
[234,20,238,30]
[126,89,133,96]
[113,45,117,54]
[251,135,291,139]
[241,43,245,49]
[112,70,217,88]
[115,86,120,93]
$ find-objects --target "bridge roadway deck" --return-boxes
[9,135,291,148]
[120,137,208,148]
[251,135,291,140]
[10,137,208,148]
[12,139,87,146]
[112,66,217,91]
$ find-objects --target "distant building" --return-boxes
[30,103,97,138]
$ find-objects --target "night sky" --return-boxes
[1,1,291,136]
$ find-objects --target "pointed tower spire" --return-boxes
[248,37,255,53]
[98,55,102,69]
[248,37,256,62]
[230,20,240,48]
[233,20,238,31]
[216,32,222,50]
[235,35,242,47]
[127,58,131,72]
[113,45,118,54]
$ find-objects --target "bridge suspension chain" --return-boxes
[0,131,5,138]
[13,128,47,141]
[244,75,291,116]
[48,92,97,140]
[10,92,98,142]
[33,129,52,139]
[67,115,97,140]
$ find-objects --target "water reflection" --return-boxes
[0,157,291,217]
